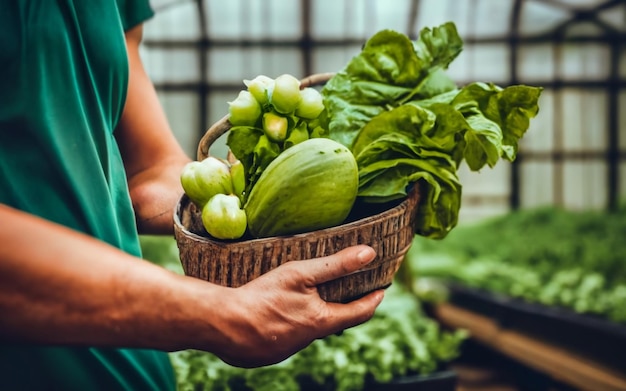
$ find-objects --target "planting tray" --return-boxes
[446,283,626,373]
[368,369,458,391]
[297,369,458,391]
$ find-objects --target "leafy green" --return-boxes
[139,235,184,274]
[321,22,542,239]
[323,25,463,149]
[170,286,467,391]
[405,206,626,324]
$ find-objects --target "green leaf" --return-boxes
[463,114,503,170]
[499,85,543,160]
[323,23,464,149]
[226,125,263,174]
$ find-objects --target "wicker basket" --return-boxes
[173,73,421,303]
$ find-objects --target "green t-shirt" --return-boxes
[0,1,176,390]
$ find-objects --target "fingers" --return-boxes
[321,289,385,336]
[298,245,377,286]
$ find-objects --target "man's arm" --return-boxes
[114,24,191,235]
[0,203,383,366]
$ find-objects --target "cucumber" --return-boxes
[244,138,358,238]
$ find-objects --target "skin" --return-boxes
[0,25,384,368]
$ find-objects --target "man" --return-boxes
[0,1,383,389]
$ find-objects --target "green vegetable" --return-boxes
[244,138,358,238]
[262,111,289,142]
[295,87,325,119]
[321,22,542,239]
[202,193,247,240]
[180,157,234,207]
[228,90,262,126]
[229,159,246,202]
[271,73,302,114]
[244,74,274,105]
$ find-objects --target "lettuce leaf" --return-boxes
[323,23,463,149]
[321,22,542,239]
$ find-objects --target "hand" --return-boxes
[206,245,384,368]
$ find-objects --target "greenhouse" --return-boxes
[139,0,626,389]
[136,0,626,390]
[1,0,624,390]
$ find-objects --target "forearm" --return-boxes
[0,204,224,351]
[0,204,384,367]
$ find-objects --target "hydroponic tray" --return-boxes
[446,283,626,373]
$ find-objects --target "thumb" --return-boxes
[300,245,377,286]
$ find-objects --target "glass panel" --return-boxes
[520,89,555,153]
[560,89,608,151]
[141,48,200,84]
[368,0,412,34]
[469,0,513,38]
[521,161,554,208]
[446,45,471,83]
[311,46,363,74]
[206,92,235,159]
[458,161,511,197]
[560,43,610,81]
[598,2,626,32]
[448,43,510,85]
[205,0,244,39]
[145,1,201,40]
[263,0,302,39]
[458,201,510,224]
[518,43,556,83]
[520,1,570,37]
[157,91,200,158]
[311,0,367,39]
[458,161,512,223]
[208,48,304,83]
[563,160,607,210]
[206,0,301,40]
[413,0,474,38]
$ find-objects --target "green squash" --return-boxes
[244,138,358,238]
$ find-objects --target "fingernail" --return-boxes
[357,247,375,264]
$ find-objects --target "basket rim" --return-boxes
[173,184,420,247]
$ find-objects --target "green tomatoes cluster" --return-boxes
[180,157,247,240]
[180,73,331,241]
[228,73,326,145]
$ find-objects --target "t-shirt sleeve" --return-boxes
[117,0,155,31]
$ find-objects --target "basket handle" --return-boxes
[196,72,336,161]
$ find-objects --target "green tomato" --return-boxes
[229,159,246,201]
[228,90,262,126]
[262,111,288,143]
[244,75,274,106]
[201,194,247,240]
[295,87,324,119]
[270,74,301,114]
[180,157,234,207]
